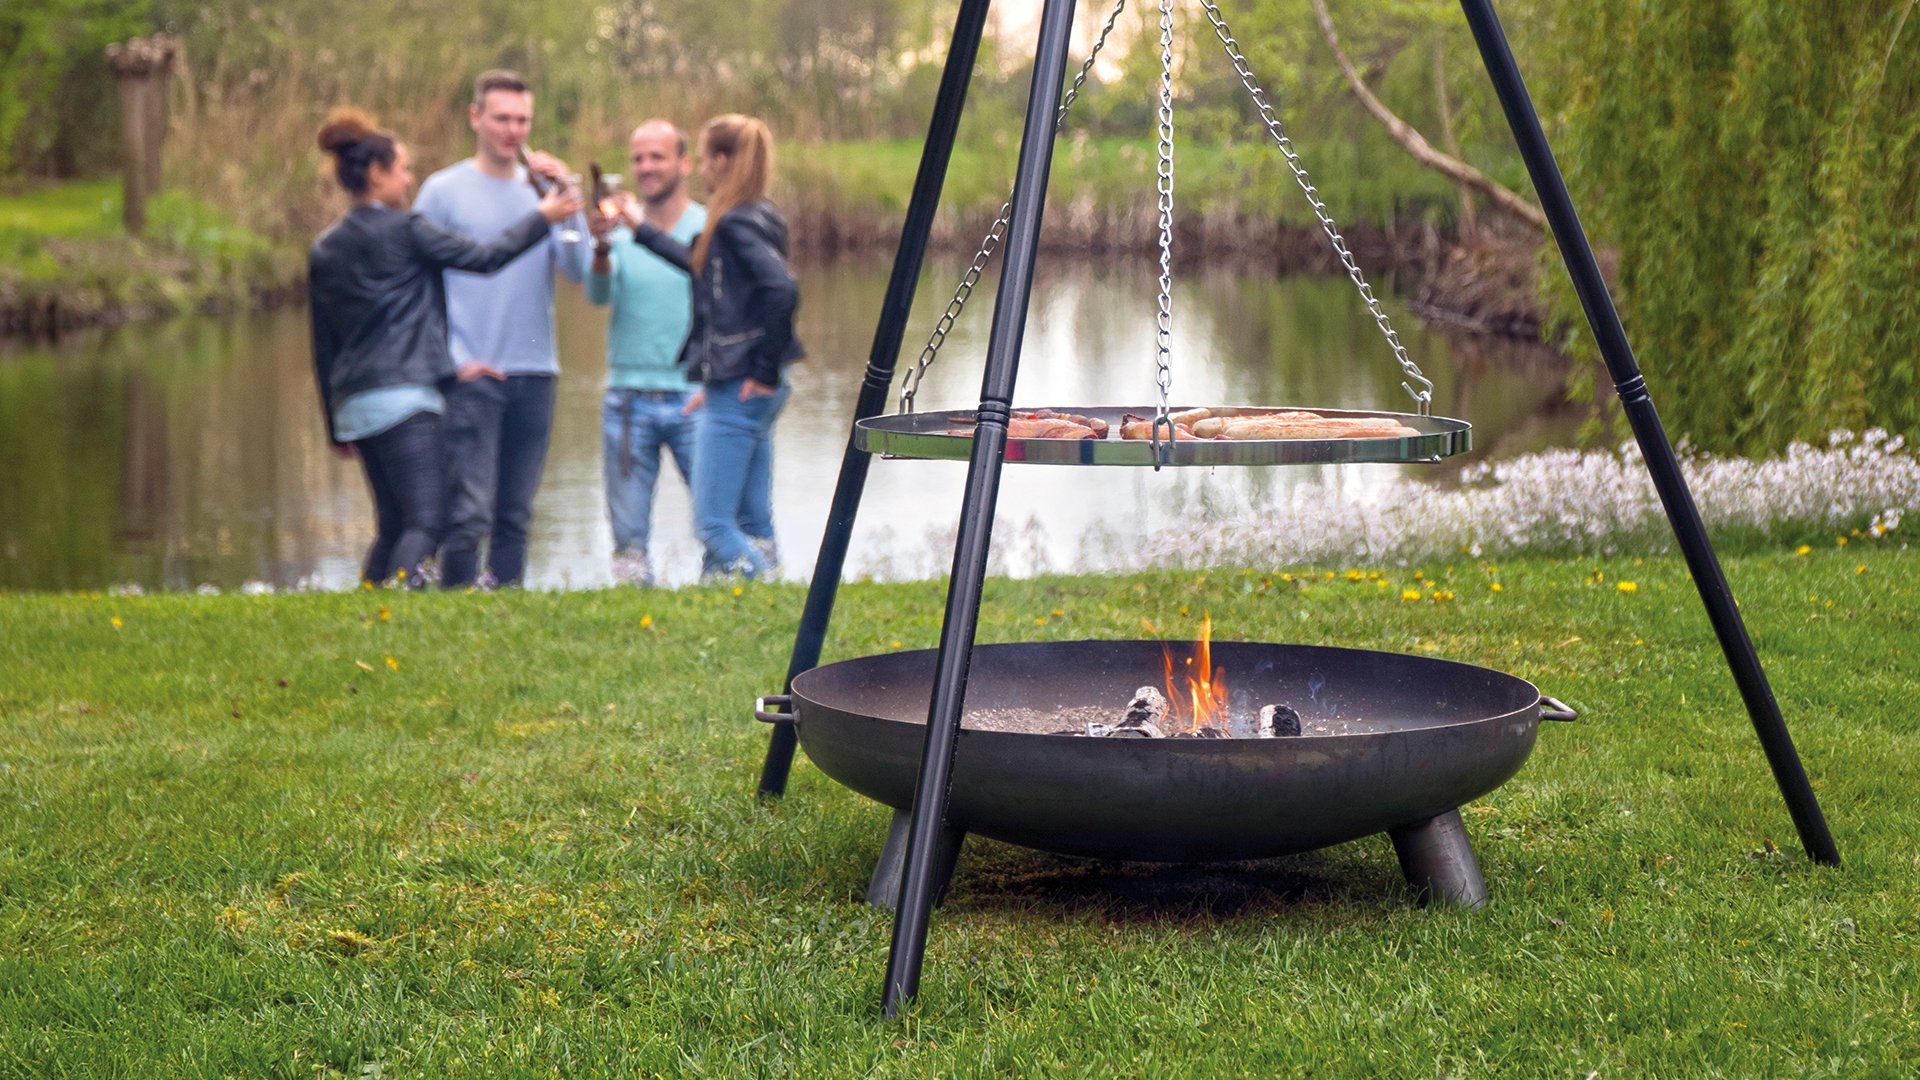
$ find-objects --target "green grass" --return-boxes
[787,134,1473,230]
[2,548,1916,1075]
[0,179,294,325]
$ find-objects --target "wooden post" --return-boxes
[106,35,181,235]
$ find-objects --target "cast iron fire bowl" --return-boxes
[782,639,1566,864]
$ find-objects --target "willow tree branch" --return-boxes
[1310,0,1545,234]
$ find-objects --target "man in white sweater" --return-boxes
[414,69,590,588]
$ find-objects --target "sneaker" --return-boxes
[698,555,759,584]
[748,536,781,574]
[611,550,656,588]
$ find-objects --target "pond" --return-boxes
[0,255,1580,591]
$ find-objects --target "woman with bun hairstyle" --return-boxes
[621,113,803,580]
[309,108,578,587]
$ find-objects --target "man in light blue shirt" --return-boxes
[586,119,707,587]
[413,69,590,588]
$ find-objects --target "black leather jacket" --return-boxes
[632,199,805,387]
[308,203,548,442]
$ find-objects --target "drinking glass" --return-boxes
[557,173,584,243]
[600,174,624,219]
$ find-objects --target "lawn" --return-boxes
[1,548,1915,1075]
[0,179,292,327]
[785,134,1472,230]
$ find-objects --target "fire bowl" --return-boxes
[786,640,1560,865]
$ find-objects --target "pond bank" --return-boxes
[3,186,1545,342]
[0,181,300,338]
[789,206,1547,337]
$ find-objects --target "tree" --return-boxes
[0,0,154,177]
[1538,0,1920,450]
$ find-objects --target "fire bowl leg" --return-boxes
[1389,809,1489,910]
[866,809,966,911]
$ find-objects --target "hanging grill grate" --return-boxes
[887,0,1464,469]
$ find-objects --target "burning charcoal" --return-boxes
[1120,686,1168,729]
[1169,726,1229,739]
[1256,704,1302,738]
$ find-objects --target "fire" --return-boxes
[1162,613,1229,733]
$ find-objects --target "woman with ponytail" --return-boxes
[309,108,579,587]
[621,114,804,580]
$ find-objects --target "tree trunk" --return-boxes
[1310,0,1543,234]
[106,36,182,236]
[114,74,149,234]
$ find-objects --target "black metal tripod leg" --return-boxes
[866,809,967,910]
[1459,0,1839,865]
[1390,809,1489,910]
[758,0,996,798]
[880,0,1082,1019]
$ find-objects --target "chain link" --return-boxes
[899,0,1131,413]
[1198,0,1434,413]
[1149,0,1177,465]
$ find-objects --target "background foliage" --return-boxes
[2,0,1916,451]
[1537,0,1920,451]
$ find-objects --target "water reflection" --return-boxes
[0,256,1575,591]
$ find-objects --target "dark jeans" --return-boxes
[441,374,555,588]
[356,410,445,588]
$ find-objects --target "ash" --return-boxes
[963,705,1368,737]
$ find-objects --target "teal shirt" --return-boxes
[586,204,707,391]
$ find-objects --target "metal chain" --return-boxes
[899,0,1131,413]
[1149,0,1177,465]
[1198,0,1434,413]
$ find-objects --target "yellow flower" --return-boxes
[1050,608,1065,617]
[1617,581,1638,593]
[1279,572,1295,582]
[1034,616,1049,626]
[111,616,124,629]
[1345,569,1365,581]
[385,656,399,670]
[361,580,374,591]
[890,639,903,649]
[1856,565,1867,575]
[1401,589,1422,602]
[1795,545,1812,556]
[395,567,407,580]
[1490,582,1503,593]
[1836,536,1848,547]
[731,586,743,598]
[639,614,653,628]
[378,606,390,622]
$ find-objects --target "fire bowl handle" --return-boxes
[755,694,796,725]
[1539,696,1579,723]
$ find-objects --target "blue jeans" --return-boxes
[603,388,697,556]
[441,374,555,588]
[692,377,791,578]
[355,410,444,587]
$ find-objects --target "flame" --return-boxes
[1162,613,1230,733]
